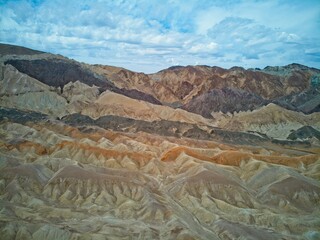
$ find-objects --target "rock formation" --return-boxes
[0,43,319,240]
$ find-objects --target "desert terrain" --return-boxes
[0,43,319,240]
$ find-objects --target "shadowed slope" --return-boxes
[182,88,266,117]
[0,43,45,56]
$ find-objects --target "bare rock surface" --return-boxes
[182,87,267,117]
[81,90,215,126]
[217,103,320,139]
[0,43,319,240]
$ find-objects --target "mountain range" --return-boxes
[0,43,319,240]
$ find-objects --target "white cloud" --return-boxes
[0,0,319,73]
[188,42,218,54]
[195,6,229,34]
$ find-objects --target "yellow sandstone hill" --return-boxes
[81,90,215,126]
[218,103,320,139]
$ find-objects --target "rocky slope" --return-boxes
[275,88,320,114]
[287,126,320,141]
[182,87,267,118]
[216,103,320,139]
[90,64,179,104]
[0,43,319,240]
[150,64,319,103]
[80,90,215,126]
[92,62,320,114]
[0,43,45,55]
[1,108,319,240]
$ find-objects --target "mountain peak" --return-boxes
[0,43,45,56]
[0,43,319,240]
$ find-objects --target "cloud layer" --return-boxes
[1,0,319,73]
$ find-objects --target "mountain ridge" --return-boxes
[0,43,319,240]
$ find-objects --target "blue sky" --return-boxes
[1,0,320,73]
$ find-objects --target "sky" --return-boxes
[0,0,320,73]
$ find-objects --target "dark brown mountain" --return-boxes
[90,63,320,114]
[4,43,319,113]
[90,64,181,104]
[275,88,320,114]
[149,65,319,102]
[4,58,161,105]
[0,43,44,55]
[182,87,267,117]
[287,125,320,141]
